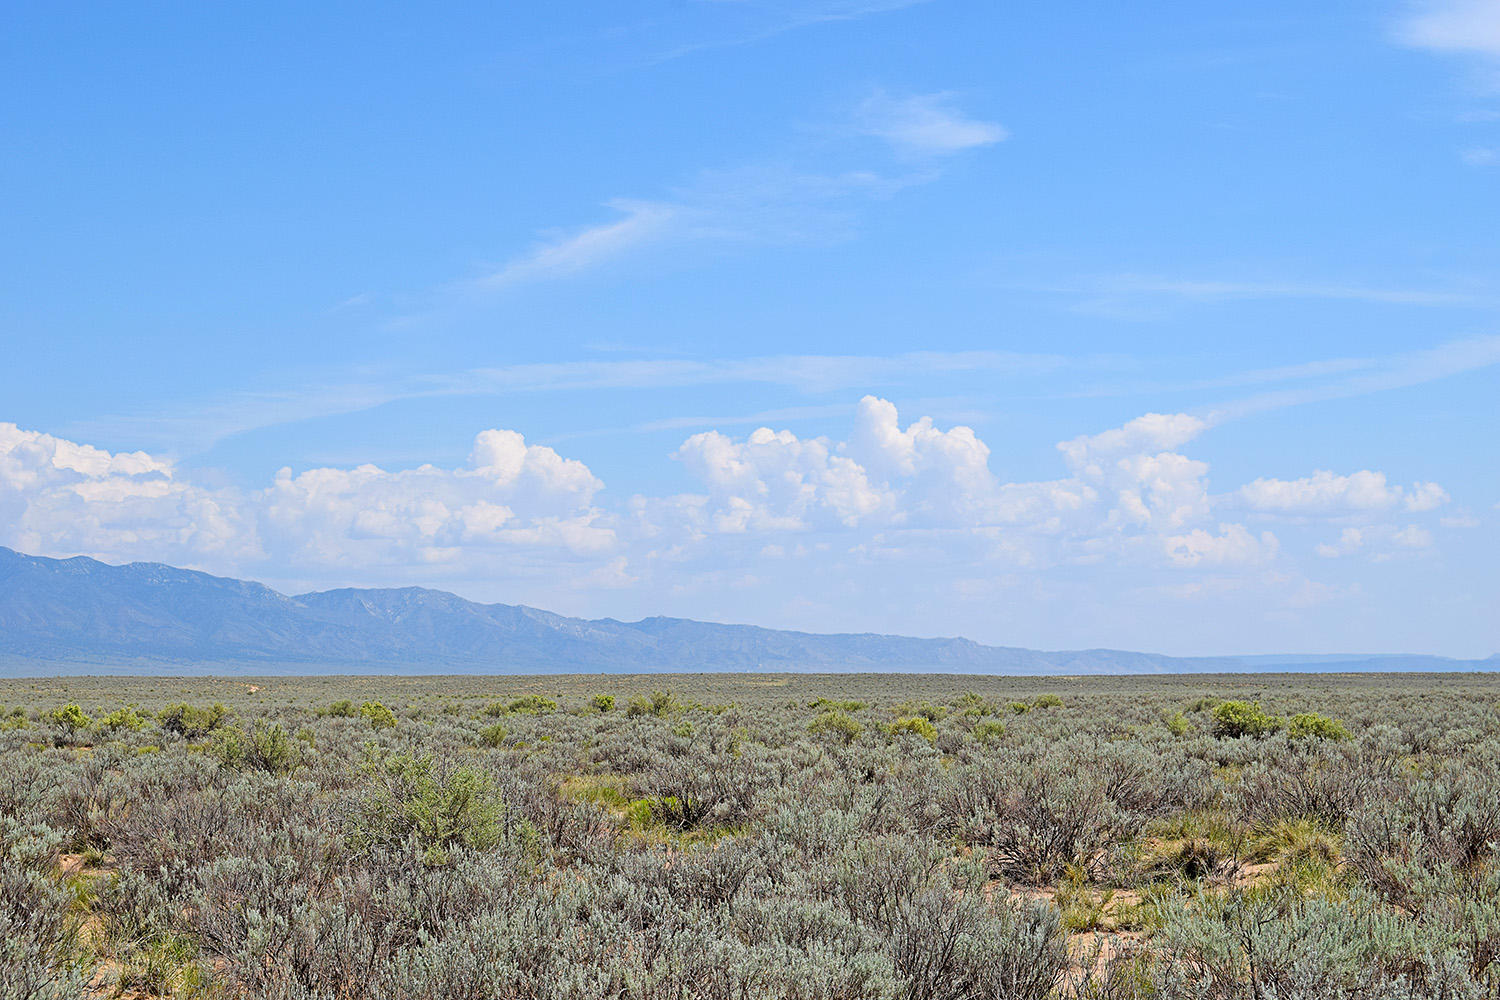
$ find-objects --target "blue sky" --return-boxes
[2,1,1497,656]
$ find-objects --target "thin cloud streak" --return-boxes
[543,404,859,445]
[648,0,937,64]
[855,90,1007,157]
[1065,274,1492,308]
[66,351,1072,456]
[1204,334,1500,424]
[66,335,1500,459]
[476,200,680,289]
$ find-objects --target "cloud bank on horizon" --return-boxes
[0,387,1474,655]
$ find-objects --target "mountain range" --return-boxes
[0,547,1493,676]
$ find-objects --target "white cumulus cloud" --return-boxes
[0,422,615,582]
[0,423,255,564]
[1164,524,1280,568]
[1237,470,1448,514]
[263,431,610,569]
[1057,412,1209,473]
[0,399,1460,604]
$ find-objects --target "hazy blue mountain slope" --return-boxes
[0,548,1491,675]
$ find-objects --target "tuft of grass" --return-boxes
[1055,871,1112,933]
[561,774,631,812]
[1250,819,1346,896]
[1138,811,1247,884]
[1110,881,1183,934]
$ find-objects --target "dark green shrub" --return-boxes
[479,723,508,748]
[972,719,1006,743]
[808,710,863,744]
[210,722,304,776]
[97,707,146,733]
[626,690,677,718]
[503,694,557,715]
[44,704,92,740]
[157,702,228,738]
[318,699,356,718]
[1286,712,1352,741]
[359,701,397,729]
[1032,693,1064,709]
[888,716,937,743]
[954,691,994,714]
[1211,700,1282,738]
[809,697,866,712]
[355,752,503,865]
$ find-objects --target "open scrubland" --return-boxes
[2,671,1499,999]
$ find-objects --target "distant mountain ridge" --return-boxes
[0,547,1494,676]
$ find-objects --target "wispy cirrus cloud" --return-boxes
[65,350,1070,455]
[650,0,937,63]
[470,165,918,292]
[1057,334,1500,419]
[1097,275,1484,306]
[1396,0,1500,59]
[1054,273,1492,316]
[1205,334,1500,422]
[476,200,680,290]
[854,90,1007,157]
[455,90,998,294]
[66,334,1500,461]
